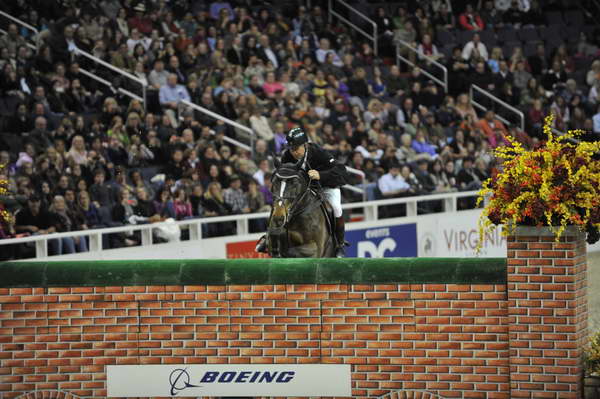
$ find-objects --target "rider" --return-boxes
[256,127,349,257]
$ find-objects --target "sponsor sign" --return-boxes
[418,210,506,257]
[107,364,351,397]
[345,223,417,257]
[226,240,270,258]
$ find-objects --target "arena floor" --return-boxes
[588,252,600,336]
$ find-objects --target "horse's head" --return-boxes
[269,157,308,231]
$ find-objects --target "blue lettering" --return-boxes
[258,372,276,383]
[235,371,251,383]
[276,371,295,382]
[200,372,218,383]
[218,372,236,383]
[249,371,261,382]
[198,370,296,384]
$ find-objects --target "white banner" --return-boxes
[107,364,351,397]
[418,210,506,257]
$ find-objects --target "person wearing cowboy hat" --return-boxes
[128,3,153,36]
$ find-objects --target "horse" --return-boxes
[266,158,336,258]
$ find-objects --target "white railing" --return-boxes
[328,0,378,56]
[181,99,255,154]
[344,166,366,202]
[470,84,525,131]
[0,10,39,46]
[396,40,448,93]
[0,191,479,260]
[78,67,144,102]
[72,48,148,109]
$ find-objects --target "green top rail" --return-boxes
[0,258,506,288]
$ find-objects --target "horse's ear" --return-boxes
[294,157,303,169]
[273,157,281,169]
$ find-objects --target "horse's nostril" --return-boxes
[271,217,285,228]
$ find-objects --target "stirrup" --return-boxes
[335,246,346,258]
[255,237,267,253]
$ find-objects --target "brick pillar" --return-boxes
[507,226,588,398]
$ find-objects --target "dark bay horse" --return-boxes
[266,159,336,258]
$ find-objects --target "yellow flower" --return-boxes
[477,114,600,252]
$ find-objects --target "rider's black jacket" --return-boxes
[281,143,349,188]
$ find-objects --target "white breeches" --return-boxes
[323,188,343,218]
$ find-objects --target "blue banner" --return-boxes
[346,224,417,258]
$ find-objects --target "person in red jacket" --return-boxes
[459,4,484,31]
[128,3,153,36]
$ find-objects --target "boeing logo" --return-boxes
[168,369,296,396]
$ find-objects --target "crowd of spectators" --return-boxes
[0,0,599,259]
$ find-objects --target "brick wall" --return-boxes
[1,283,508,399]
[506,226,588,399]
[0,250,586,399]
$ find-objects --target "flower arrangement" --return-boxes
[477,114,600,245]
[0,163,14,231]
[585,331,600,377]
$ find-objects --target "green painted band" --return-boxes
[0,258,506,288]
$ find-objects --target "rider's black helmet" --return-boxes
[286,127,308,148]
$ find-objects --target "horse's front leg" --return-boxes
[288,231,319,257]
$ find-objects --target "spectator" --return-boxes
[148,60,170,89]
[315,38,343,67]
[456,156,482,191]
[249,106,275,143]
[50,194,87,253]
[417,34,443,62]
[0,24,27,57]
[378,161,410,198]
[159,73,191,128]
[458,4,484,31]
[203,181,234,236]
[412,128,438,159]
[462,33,488,61]
[478,110,509,142]
[173,188,193,220]
[89,169,114,209]
[224,174,250,215]
[128,3,153,36]
[14,195,61,255]
[153,187,176,219]
[528,43,548,77]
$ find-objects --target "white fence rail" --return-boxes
[328,0,378,56]
[0,191,479,260]
[395,40,448,93]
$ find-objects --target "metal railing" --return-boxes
[344,166,366,202]
[181,99,255,155]
[328,0,378,56]
[78,67,144,103]
[470,84,525,131]
[0,191,479,260]
[73,48,148,110]
[0,10,39,47]
[396,39,448,93]
[0,11,146,105]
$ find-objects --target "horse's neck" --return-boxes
[290,189,322,220]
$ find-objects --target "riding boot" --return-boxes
[335,216,346,258]
[255,235,268,253]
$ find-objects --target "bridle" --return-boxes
[271,167,312,228]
